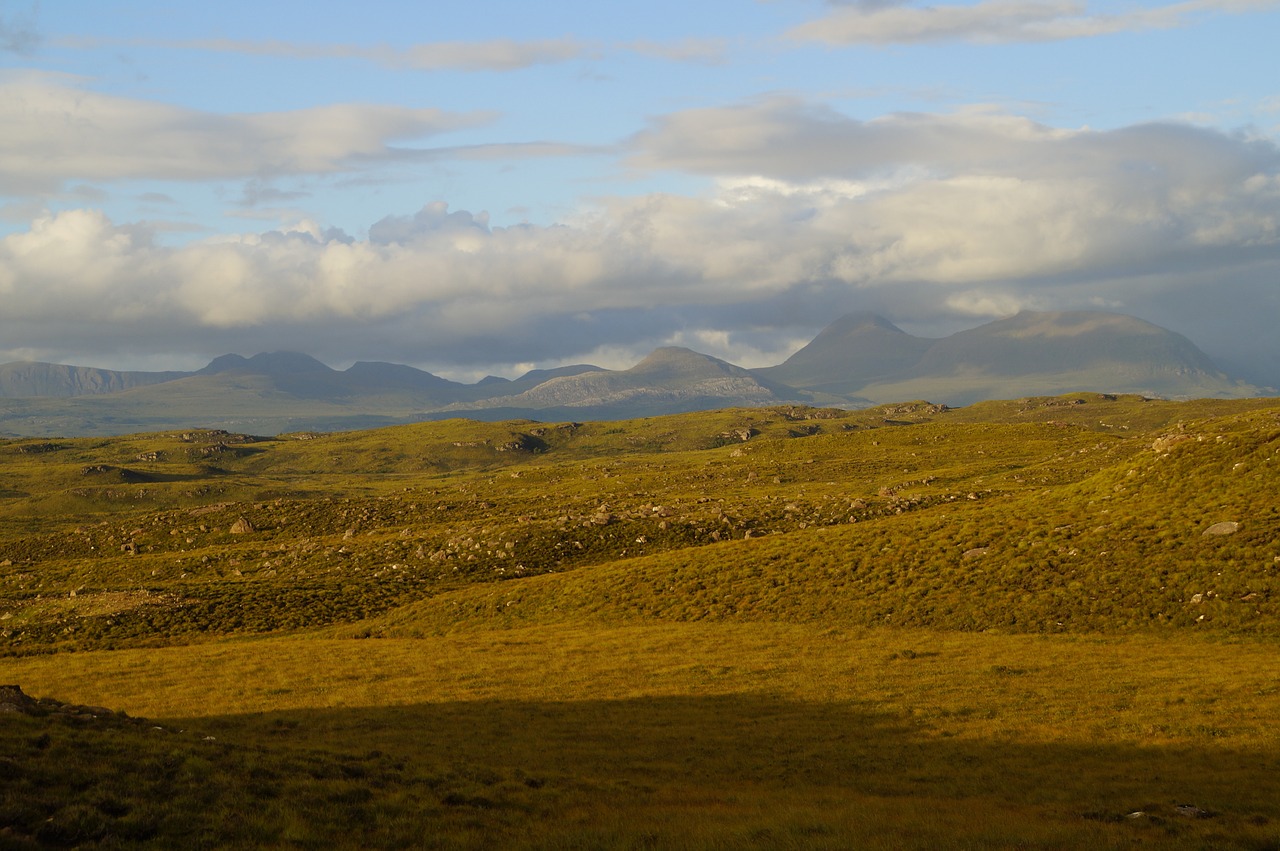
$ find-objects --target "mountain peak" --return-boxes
[813,312,907,339]
[200,351,333,377]
[754,312,931,395]
[629,347,745,380]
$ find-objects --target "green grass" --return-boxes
[3,396,1280,847]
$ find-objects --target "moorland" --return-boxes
[2,394,1279,849]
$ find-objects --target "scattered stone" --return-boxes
[1203,521,1240,536]
[230,517,255,534]
[1151,434,1195,452]
[1175,804,1211,819]
[963,547,989,559]
[17,442,65,454]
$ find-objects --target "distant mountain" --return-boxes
[0,362,185,397]
[454,364,604,402]
[456,347,795,415]
[859,311,1255,406]
[0,311,1265,436]
[753,312,931,396]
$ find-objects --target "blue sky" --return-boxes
[2,0,1279,382]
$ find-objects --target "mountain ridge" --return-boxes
[0,310,1266,435]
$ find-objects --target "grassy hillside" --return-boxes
[2,396,1279,848]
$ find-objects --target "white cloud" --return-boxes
[3,104,1280,378]
[62,34,737,70]
[628,98,1075,180]
[57,36,590,72]
[0,73,492,193]
[624,37,730,64]
[789,0,1280,45]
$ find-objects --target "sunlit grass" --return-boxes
[5,623,1279,848]
[4,397,1280,847]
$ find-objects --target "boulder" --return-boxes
[0,685,36,714]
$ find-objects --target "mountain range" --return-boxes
[0,311,1265,436]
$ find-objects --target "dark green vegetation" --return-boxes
[3,395,1280,848]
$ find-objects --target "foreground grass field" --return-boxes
[3,396,1279,848]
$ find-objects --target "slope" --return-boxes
[858,311,1256,405]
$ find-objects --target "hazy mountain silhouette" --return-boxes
[0,362,185,397]
[456,347,793,415]
[0,311,1265,436]
[849,311,1253,406]
[753,311,932,396]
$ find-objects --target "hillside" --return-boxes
[3,395,1280,848]
[3,393,1278,647]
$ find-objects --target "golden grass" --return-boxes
[5,623,1277,745]
[5,399,1280,847]
[5,623,1278,848]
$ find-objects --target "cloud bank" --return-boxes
[3,103,1279,380]
[789,0,1280,45]
[73,36,590,72]
[0,74,492,193]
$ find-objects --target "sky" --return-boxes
[1,0,1279,384]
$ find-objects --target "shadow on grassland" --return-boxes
[161,694,1280,849]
